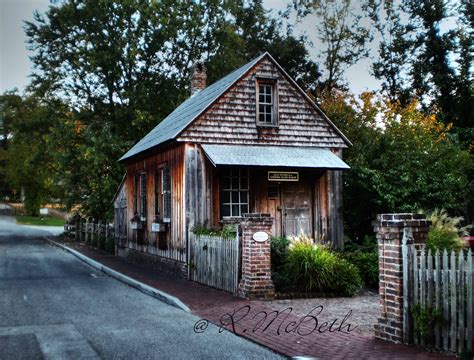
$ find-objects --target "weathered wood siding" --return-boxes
[177,57,347,148]
[184,143,213,233]
[184,150,343,246]
[125,144,186,262]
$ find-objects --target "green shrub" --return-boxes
[271,236,290,271]
[426,208,469,252]
[426,227,465,252]
[411,304,443,343]
[330,258,363,296]
[285,242,362,296]
[270,236,291,290]
[192,224,237,240]
[105,237,115,253]
[285,242,335,291]
[342,251,379,288]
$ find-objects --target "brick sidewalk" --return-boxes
[54,240,454,360]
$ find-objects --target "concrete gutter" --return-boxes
[43,236,191,313]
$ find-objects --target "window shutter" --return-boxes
[162,166,171,223]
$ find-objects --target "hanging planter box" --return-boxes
[130,221,143,230]
[151,222,166,233]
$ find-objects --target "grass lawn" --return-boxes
[16,215,65,226]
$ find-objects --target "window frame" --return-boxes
[256,78,279,127]
[133,171,147,221]
[220,168,250,219]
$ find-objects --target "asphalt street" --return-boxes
[0,215,281,359]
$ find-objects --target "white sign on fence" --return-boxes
[39,208,49,215]
[252,231,269,242]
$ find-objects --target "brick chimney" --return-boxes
[190,62,207,95]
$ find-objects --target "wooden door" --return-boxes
[281,183,312,237]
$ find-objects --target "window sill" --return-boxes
[220,217,243,225]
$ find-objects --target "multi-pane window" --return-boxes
[154,171,161,221]
[257,82,275,125]
[140,173,147,220]
[221,168,249,218]
[162,166,171,223]
[134,172,147,221]
[153,165,171,223]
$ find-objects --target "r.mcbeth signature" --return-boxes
[193,305,358,336]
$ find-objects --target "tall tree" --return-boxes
[24,0,320,218]
[370,0,473,145]
[292,0,372,91]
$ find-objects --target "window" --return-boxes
[220,168,249,218]
[162,166,171,223]
[154,171,161,221]
[154,164,171,223]
[134,172,147,221]
[257,80,277,125]
[140,173,147,220]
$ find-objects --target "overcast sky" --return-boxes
[0,0,382,95]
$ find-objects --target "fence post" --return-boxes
[373,213,430,344]
[75,217,79,242]
[85,219,89,244]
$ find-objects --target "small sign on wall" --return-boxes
[268,171,299,182]
[252,231,269,242]
[39,208,49,215]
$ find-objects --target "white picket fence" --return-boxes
[188,232,241,294]
[403,241,473,354]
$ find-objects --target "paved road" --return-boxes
[0,216,281,359]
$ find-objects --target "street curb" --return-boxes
[43,236,191,313]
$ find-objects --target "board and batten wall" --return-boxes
[125,144,186,262]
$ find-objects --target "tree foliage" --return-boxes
[320,90,472,240]
[292,0,372,91]
[370,0,473,146]
[20,0,320,218]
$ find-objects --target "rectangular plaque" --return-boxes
[268,171,299,182]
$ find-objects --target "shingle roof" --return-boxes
[119,53,267,161]
[201,144,350,170]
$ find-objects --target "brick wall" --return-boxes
[373,213,430,343]
[238,213,275,300]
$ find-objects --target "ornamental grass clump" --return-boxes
[284,234,362,296]
[426,208,469,252]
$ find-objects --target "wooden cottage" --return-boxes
[116,52,351,274]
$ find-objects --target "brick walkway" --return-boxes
[54,240,454,360]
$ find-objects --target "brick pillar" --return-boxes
[238,213,275,300]
[373,213,430,343]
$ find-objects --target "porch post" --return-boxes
[238,213,275,300]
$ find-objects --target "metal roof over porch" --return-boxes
[201,144,350,170]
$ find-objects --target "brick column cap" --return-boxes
[373,213,431,229]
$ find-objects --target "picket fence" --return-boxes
[64,219,115,250]
[188,232,241,294]
[403,240,473,354]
